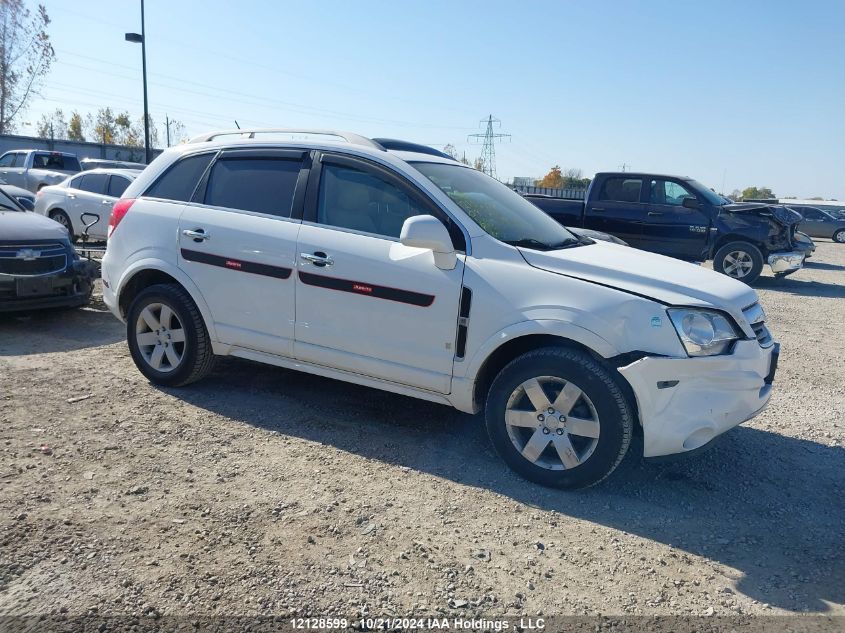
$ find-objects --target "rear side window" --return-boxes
[0,153,14,168]
[108,175,131,197]
[598,177,643,203]
[145,153,214,202]
[205,157,301,217]
[32,152,80,171]
[78,173,109,194]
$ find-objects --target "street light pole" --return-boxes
[140,0,150,164]
[125,0,151,164]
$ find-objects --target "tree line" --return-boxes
[33,107,186,148]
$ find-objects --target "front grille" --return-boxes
[743,302,773,348]
[0,243,67,276]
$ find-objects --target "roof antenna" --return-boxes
[234,120,241,129]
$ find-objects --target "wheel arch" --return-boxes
[467,330,642,433]
[116,262,218,342]
[712,233,765,254]
[464,321,618,409]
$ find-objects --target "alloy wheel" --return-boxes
[504,376,600,470]
[134,302,187,373]
[722,250,754,278]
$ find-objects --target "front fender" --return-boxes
[115,258,219,343]
[461,319,619,383]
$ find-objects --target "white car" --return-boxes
[102,129,779,489]
[35,168,141,241]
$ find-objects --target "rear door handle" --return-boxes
[647,211,664,216]
[300,252,333,267]
[591,207,605,212]
[182,229,210,242]
[101,199,112,205]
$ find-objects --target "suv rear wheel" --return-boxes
[485,347,633,489]
[126,283,214,386]
[713,241,764,284]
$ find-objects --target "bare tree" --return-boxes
[0,1,55,133]
[443,144,457,159]
[35,107,66,139]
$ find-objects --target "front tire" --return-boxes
[713,241,764,284]
[834,229,845,243]
[126,283,215,387]
[484,347,634,489]
[49,210,74,237]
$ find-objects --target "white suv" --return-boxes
[102,129,779,489]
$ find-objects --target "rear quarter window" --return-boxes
[144,153,215,202]
[598,177,643,203]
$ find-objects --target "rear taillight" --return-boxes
[108,198,135,238]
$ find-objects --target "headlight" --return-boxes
[667,308,739,357]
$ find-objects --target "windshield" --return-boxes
[0,188,22,211]
[685,180,726,206]
[412,162,579,250]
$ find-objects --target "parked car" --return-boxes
[80,157,147,171]
[102,129,780,490]
[35,169,141,241]
[0,150,81,193]
[525,173,805,284]
[786,205,845,243]
[0,188,96,312]
[793,231,816,258]
[0,184,36,210]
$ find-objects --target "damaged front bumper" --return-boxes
[618,339,778,458]
[767,251,804,275]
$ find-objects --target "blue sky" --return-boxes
[20,0,845,198]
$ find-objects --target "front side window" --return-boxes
[107,176,132,198]
[78,173,109,194]
[598,177,643,203]
[317,163,428,238]
[802,209,823,220]
[649,179,694,206]
[412,162,578,250]
[145,153,214,202]
[205,157,301,217]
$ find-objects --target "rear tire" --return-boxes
[484,346,634,489]
[834,229,845,243]
[713,241,764,284]
[126,283,215,387]
[49,210,74,237]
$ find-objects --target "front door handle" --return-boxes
[182,228,210,242]
[300,252,333,267]
[647,211,664,216]
[591,207,606,212]
[68,193,76,199]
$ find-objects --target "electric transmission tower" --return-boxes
[468,115,510,180]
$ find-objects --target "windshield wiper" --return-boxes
[505,237,580,251]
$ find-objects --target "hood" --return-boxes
[721,202,801,226]
[519,241,758,311]
[0,209,70,241]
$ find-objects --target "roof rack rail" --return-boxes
[187,128,384,149]
[372,138,457,161]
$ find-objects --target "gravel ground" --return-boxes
[0,241,843,622]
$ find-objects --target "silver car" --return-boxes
[788,205,845,243]
[35,168,142,241]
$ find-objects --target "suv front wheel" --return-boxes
[485,347,634,489]
[126,283,215,387]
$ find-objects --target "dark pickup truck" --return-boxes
[525,172,805,284]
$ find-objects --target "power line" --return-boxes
[468,115,510,180]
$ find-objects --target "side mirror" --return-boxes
[17,197,34,211]
[681,197,700,210]
[400,215,456,270]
